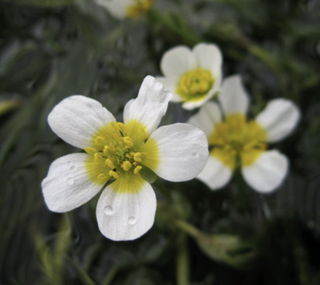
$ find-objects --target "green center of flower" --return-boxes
[176,68,215,102]
[209,114,267,169]
[84,120,159,191]
[126,0,153,20]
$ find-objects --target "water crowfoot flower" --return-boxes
[156,43,222,110]
[188,75,300,193]
[41,76,209,241]
[95,0,153,20]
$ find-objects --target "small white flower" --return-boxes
[156,43,223,110]
[41,76,208,241]
[95,0,153,20]
[188,75,300,193]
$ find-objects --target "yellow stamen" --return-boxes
[113,133,120,141]
[95,136,106,146]
[94,153,105,164]
[109,170,118,179]
[84,147,98,155]
[123,137,133,147]
[97,173,109,181]
[208,114,267,169]
[117,122,127,136]
[85,119,159,190]
[134,166,142,175]
[106,159,115,169]
[176,68,215,102]
[121,161,132,171]
[103,146,110,155]
[134,152,142,162]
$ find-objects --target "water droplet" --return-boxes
[192,151,199,158]
[68,161,73,165]
[104,206,114,215]
[128,216,136,225]
[70,165,76,172]
[67,177,74,185]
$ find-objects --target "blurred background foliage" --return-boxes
[1,0,320,284]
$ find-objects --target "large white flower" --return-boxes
[156,43,222,110]
[42,76,208,241]
[95,0,153,20]
[188,75,300,193]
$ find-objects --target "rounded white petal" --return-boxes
[95,0,131,19]
[155,77,182,102]
[123,76,172,135]
[42,153,102,212]
[193,43,222,75]
[160,46,197,83]
[242,150,289,193]
[149,123,209,182]
[96,178,156,241]
[255,99,300,143]
[219,75,249,116]
[48,95,116,149]
[188,102,222,137]
[197,155,233,190]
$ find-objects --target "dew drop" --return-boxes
[192,151,199,158]
[104,205,114,215]
[128,216,137,225]
[70,165,76,172]
[67,177,74,185]
[68,161,73,166]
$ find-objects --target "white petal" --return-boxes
[188,102,222,137]
[42,153,102,212]
[219,75,249,116]
[155,77,182,102]
[123,76,172,135]
[48,95,116,149]
[197,155,233,190]
[193,43,222,75]
[96,178,156,241]
[148,123,209,182]
[95,0,131,19]
[255,99,300,143]
[242,150,289,193]
[160,46,197,83]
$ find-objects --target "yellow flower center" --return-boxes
[208,114,267,170]
[176,68,215,102]
[126,0,153,20]
[84,120,159,193]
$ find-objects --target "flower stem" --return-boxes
[176,220,200,238]
[176,232,190,285]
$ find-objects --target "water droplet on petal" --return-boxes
[128,216,136,225]
[68,161,73,166]
[192,151,199,158]
[104,205,114,215]
[70,165,76,172]
[67,177,74,185]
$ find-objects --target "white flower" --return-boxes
[41,76,208,241]
[95,0,153,20]
[188,75,300,193]
[156,43,222,110]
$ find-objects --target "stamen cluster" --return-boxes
[176,68,215,101]
[85,122,144,182]
[126,0,153,20]
[209,115,267,169]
